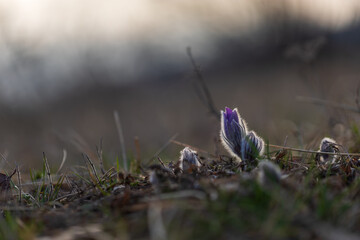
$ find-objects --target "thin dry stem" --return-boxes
[0,152,11,170]
[56,149,67,175]
[186,47,219,119]
[145,133,179,166]
[16,164,22,204]
[171,140,217,157]
[43,152,53,195]
[157,157,167,169]
[297,96,360,113]
[96,138,105,175]
[269,144,360,156]
[83,154,101,184]
[100,167,116,182]
[114,110,128,172]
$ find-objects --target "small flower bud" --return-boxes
[317,137,340,168]
[179,147,201,171]
[257,161,282,187]
[241,131,265,162]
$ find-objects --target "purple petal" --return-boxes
[225,107,239,124]
[225,107,233,118]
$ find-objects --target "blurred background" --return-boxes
[1,0,360,169]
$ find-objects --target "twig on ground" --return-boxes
[171,140,217,157]
[114,110,128,172]
[269,144,360,156]
[186,47,219,119]
[296,96,360,113]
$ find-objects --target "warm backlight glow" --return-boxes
[0,0,359,45]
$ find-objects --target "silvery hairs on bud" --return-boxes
[220,107,248,159]
[317,137,340,165]
[241,131,265,162]
[257,160,282,187]
[220,107,264,163]
[179,147,201,171]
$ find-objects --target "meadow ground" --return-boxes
[0,137,360,240]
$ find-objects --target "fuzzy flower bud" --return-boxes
[241,131,264,162]
[257,160,282,187]
[317,137,340,168]
[179,147,201,171]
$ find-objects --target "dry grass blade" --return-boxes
[96,138,105,175]
[145,133,179,166]
[157,157,167,169]
[67,130,94,158]
[83,154,101,184]
[186,47,219,119]
[99,167,117,182]
[56,149,67,175]
[16,164,22,204]
[171,140,217,157]
[0,151,11,170]
[42,152,53,195]
[296,96,360,113]
[114,110,128,172]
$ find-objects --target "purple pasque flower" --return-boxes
[220,107,264,162]
[220,107,248,157]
